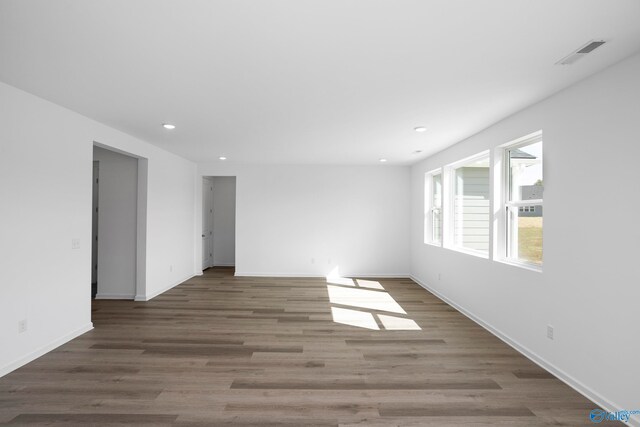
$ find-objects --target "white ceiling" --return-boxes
[1,1,639,165]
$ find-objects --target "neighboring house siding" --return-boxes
[455,167,490,252]
[520,185,543,217]
[518,205,543,217]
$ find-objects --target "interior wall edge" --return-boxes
[135,273,196,302]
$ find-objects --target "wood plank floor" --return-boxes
[0,268,618,426]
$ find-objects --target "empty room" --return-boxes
[1,1,639,426]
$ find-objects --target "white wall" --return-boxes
[93,146,137,299]
[411,52,640,422]
[196,164,411,277]
[0,81,196,377]
[211,176,236,267]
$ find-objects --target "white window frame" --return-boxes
[424,168,443,246]
[444,150,491,259]
[495,131,543,271]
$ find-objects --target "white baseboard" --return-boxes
[235,272,322,278]
[0,322,93,378]
[350,274,410,279]
[95,293,134,300]
[410,275,638,427]
[213,263,235,267]
[235,272,410,279]
[135,274,195,301]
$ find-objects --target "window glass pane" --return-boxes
[432,174,442,243]
[509,140,543,202]
[508,206,543,265]
[454,156,490,254]
[432,174,442,208]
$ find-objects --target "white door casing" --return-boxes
[202,178,214,270]
[91,161,99,285]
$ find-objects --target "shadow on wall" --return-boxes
[326,267,420,331]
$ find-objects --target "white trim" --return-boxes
[445,245,490,259]
[134,274,195,301]
[424,241,443,248]
[95,293,135,300]
[213,263,235,267]
[235,272,324,277]
[426,166,442,176]
[507,199,543,207]
[344,274,410,279]
[409,275,638,427]
[497,129,543,149]
[444,149,491,255]
[495,257,543,273]
[136,157,148,299]
[498,131,544,268]
[235,272,410,279]
[446,149,492,169]
[0,323,93,378]
[424,169,443,246]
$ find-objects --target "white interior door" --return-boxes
[202,178,214,269]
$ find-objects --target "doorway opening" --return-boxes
[202,177,236,271]
[91,145,147,301]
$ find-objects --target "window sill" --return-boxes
[445,245,489,259]
[496,258,543,273]
[424,241,443,248]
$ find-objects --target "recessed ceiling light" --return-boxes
[414,126,427,132]
[219,156,227,161]
[379,158,387,163]
[162,123,176,130]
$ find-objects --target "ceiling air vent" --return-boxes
[556,40,606,65]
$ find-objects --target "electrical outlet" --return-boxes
[71,238,80,249]
[438,273,441,281]
[547,325,554,340]
[328,258,331,265]
[169,265,173,272]
[311,258,315,264]
[18,319,27,333]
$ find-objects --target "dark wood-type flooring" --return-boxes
[0,268,617,426]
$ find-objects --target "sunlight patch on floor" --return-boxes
[378,314,421,330]
[356,279,385,290]
[326,276,356,286]
[326,269,420,331]
[327,285,406,315]
[331,307,380,330]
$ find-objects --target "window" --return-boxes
[425,137,544,269]
[449,152,491,256]
[504,134,543,266]
[424,170,443,245]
